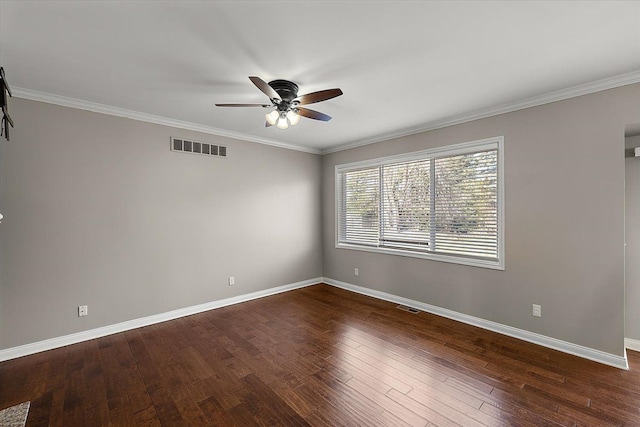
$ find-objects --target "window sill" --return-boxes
[335,242,505,270]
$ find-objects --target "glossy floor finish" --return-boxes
[1,284,639,426]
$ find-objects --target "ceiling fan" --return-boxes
[215,76,343,129]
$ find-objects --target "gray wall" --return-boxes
[0,98,322,349]
[2,84,638,357]
[323,84,640,357]
[626,134,640,341]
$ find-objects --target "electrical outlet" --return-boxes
[532,304,541,318]
[354,268,359,276]
[78,305,88,317]
[228,276,235,286]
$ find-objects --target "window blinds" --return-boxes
[337,140,501,267]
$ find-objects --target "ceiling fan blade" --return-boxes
[215,103,271,107]
[265,121,273,127]
[295,88,343,105]
[249,76,280,100]
[296,107,332,122]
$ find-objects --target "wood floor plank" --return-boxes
[311,368,383,420]
[478,401,555,427]
[294,373,382,425]
[2,283,640,426]
[242,374,311,426]
[406,385,489,424]
[269,381,317,418]
[376,409,416,427]
[346,378,428,427]
[324,347,412,395]
[334,341,450,391]
[196,391,242,425]
[353,341,489,408]
[485,387,577,425]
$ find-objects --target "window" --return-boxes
[336,137,504,269]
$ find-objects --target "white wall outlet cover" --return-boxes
[532,304,542,317]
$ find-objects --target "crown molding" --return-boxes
[12,87,322,155]
[322,69,640,154]
[13,69,640,156]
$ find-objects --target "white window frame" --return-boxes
[335,136,505,270]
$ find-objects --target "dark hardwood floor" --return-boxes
[2,283,640,426]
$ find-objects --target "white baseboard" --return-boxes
[0,278,321,362]
[625,338,640,353]
[322,277,629,370]
[2,277,629,370]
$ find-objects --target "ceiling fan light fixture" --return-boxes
[217,76,342,128]
[286,110,301,126]
[265,110,279,125]
[276,113,289,130]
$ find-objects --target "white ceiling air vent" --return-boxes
[171,137,227,158]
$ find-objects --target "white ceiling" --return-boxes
[1,1,639,153]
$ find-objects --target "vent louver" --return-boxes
[396,305,421,314]
[170,137,227,158]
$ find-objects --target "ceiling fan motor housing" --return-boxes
[268,79,299,103]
